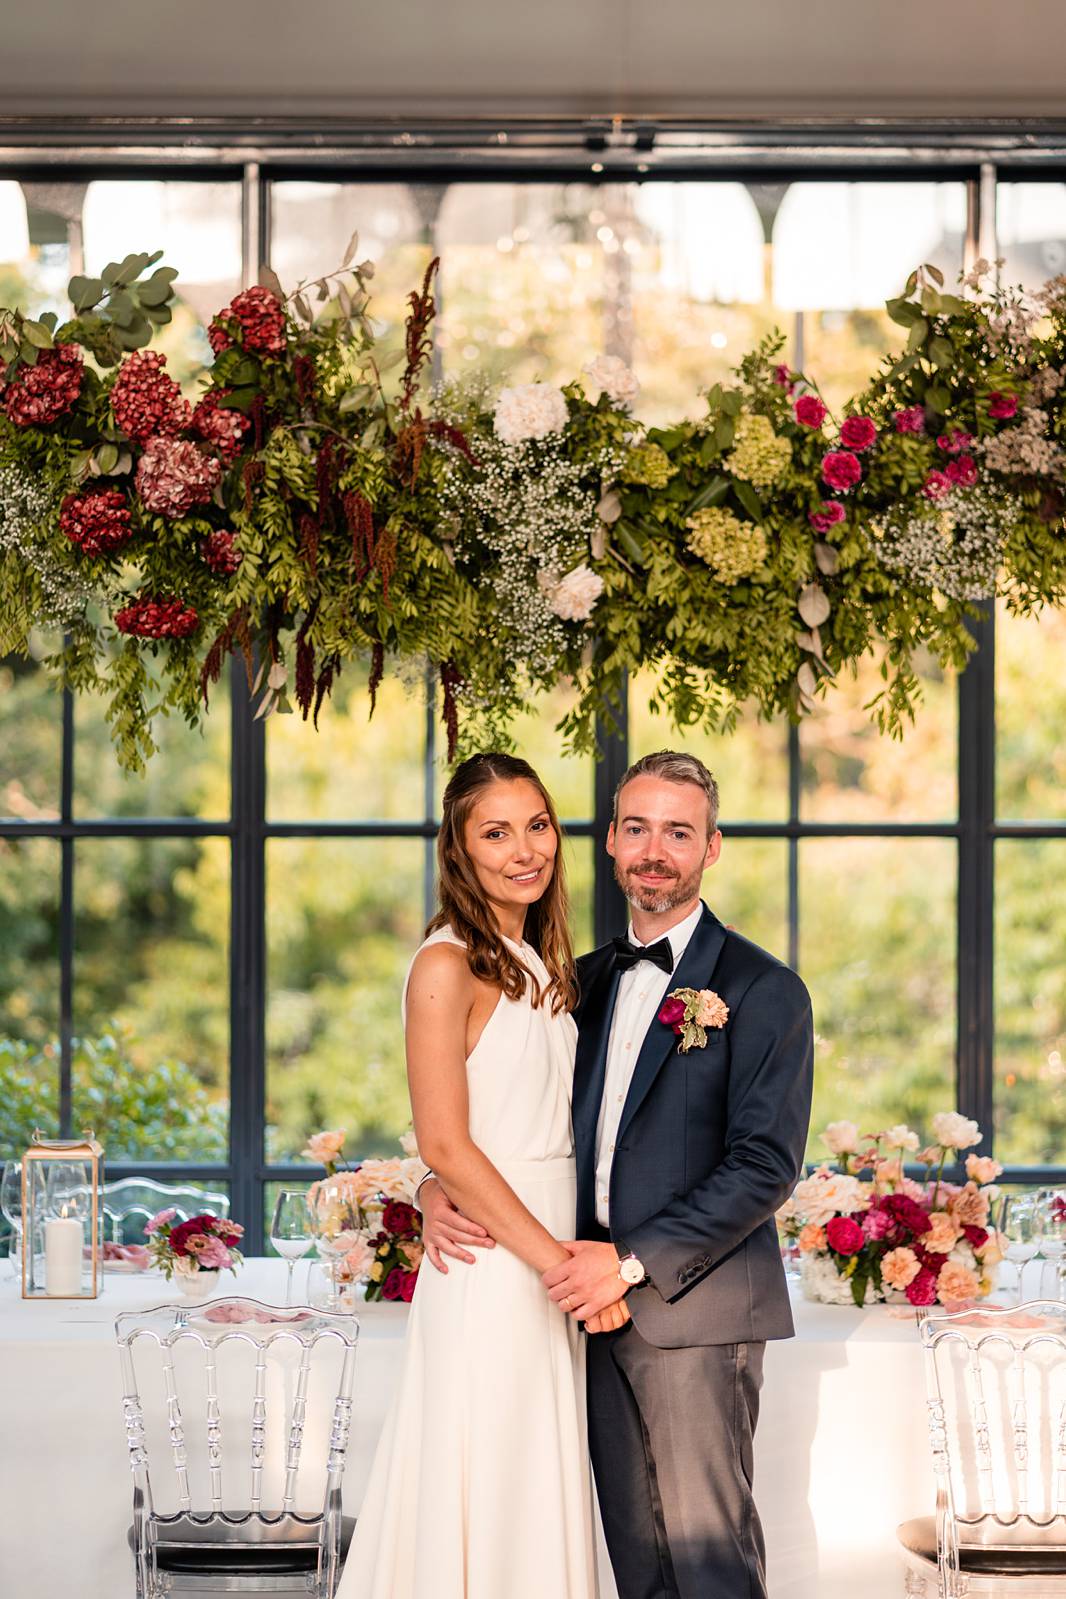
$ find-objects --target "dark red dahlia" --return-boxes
[114,596,199,640]
[190,389,252,463]
[208,285,287,358]
[60,488,133,558]
[200,529,243,577]
[3,343,84,426]
[110,350,190,444]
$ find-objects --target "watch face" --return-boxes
[620,1256,644,1285]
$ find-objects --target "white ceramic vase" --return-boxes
[173,1266,220,1302]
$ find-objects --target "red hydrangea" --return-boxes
[825,1216,865,1256]
[2,343,84,426]
[987,391,1019,420]
[945,454,977,488]
[808,500,846,534]
[794,394,828,429]
[821,450,862,492]
[190,389,252,462]
[922,469,952,500]
[936,427,974,454]
[893,406,926,434]
[208,285,287,358]
[59,488,133,558]
[135,435,221,518]
[839,415,878,451]
[200,529,243,576]
[382,1200,419,1237]
[110,350,190,443]
[905,1268,939,1307]
[115,596,200,639]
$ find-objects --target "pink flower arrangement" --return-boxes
[808,501,846,534]
[893,406,926,434]
[135,435,221,518]
[839,415,878,451]
[821,450,862,492]
[794,394,828,429]
[987,391,1019,420]
[2,342,84,426]
[305,1129,425,1303]
[143,1210,244,1281]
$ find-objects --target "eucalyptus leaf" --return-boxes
[798,583,831,627]
[886,296,921,329]
[813,541,840,576]
[68,275,103,312]
[924,261,945,287]
[21,321,53,349]
[343,230,360,267]
[797,661,817,697]
[906,318,929,353]
[107,291,137,329]
[596,488,622,524]
[94,442,119,474]
[258,266,286,301]
[926,385,950,414]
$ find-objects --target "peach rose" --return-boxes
[948,1181,990,1228]
[303,1129,346,1165]
[922,1211,961,1254]
[882,1247,921,1290]
[965,1154,1003,1186]
[798,1223,827,1253]
[936,1261,980,1304]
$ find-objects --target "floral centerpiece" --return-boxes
[304,1128,425,1303]
[778,1112,1005,1308]
[143,1208,244,1287]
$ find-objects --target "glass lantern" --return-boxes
[21,1130,105,1299]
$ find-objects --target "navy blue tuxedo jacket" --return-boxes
[573,903,813,1348]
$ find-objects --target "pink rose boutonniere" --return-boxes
[658,986,729,1054]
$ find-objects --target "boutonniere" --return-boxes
[658,987,729,1054]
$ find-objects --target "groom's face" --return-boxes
[607,775,721,916]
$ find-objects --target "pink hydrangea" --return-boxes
[893,406,926,434]
[808,501,846,534]
[821,450,862,492]
[200,529,243,576]
[60,488,133,558]
[136,435,221,518]
[839,415,878,451]
[795,394,828,429]
[922,470,952,500]
[115,596,199,640]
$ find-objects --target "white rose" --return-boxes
[792,1170,869,1227]
[882,1124,920,1152]
[583,354,640,410]
[538,563,605,623]
[932,1112,981,1151]
[822,1120,859,1156]
[493,383,568,444]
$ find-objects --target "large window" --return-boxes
[2,150,1063,1247]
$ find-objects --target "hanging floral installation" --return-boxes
[1,241,1064,770]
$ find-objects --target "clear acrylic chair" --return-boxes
[898,1298,1066,1597]
[103,1177,231,1246]
[116,1298,359,1597]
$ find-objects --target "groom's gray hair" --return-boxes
[613,750,720,837]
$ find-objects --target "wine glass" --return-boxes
[270,1190,313,1306]
[1035,1191,1066,1302]
[998,1194,1039,1306]
[1,1161,23,1278]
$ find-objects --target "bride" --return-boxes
[338,752,622,1599]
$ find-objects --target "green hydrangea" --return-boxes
[622,441,677,488]
[724,412,792,492]
[685,507,769,584]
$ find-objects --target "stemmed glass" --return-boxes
[270,1190,314,1307]
[998,1194,1039,1306]
[1,1161,23,1279]
[1035,1192,1066,1302]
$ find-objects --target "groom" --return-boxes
[422,750,813,1599]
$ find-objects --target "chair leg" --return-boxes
[904,1565,930,1598]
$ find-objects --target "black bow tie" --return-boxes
[611,936,675,976]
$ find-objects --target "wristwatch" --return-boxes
[616,1248,647,1287]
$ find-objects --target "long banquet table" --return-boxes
[0,1254,950,1599]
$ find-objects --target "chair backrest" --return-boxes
[921,1299,1066,1541]
[115,1298,359,1523]
[102,1177,230,1245]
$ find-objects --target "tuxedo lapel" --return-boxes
[616,905,727,1142]
[572,950,621,1179]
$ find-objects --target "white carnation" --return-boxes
[882,1124,920,1152]
[538,563,605,623]
[932,1112,981,1151]
[821,1120,859,1155]
[493,383,569,444]
[583,354,640,410]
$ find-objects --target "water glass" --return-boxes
[1035,1192,1066,1301]
[1,1160,23,1278]
[270,1190,314,1307]
[998,1194,1038,1306]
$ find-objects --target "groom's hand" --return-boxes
[420,1179,496,1273]
[542,1240,628,1321]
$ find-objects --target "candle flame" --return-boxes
[61,1204,68,1218]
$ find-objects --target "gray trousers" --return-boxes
[586,1323,767,1599]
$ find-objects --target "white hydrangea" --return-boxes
[821,1120,859,1155]
[932,1112,981,1151]
[493,383,569,444]
[538,563,605,622]
[583,354,640,410]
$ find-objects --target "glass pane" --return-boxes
[73,838,229,1159]
[433,685,593,822]
[800,839,956,1162]
[565,835,594,959]
[996,605,1066,822]
[800,648,957,822]
[0,837,59,1161]
[995,841,1066,1165]
[73,654,230,820]
[0,639,62,820]
[629,670,788,822]
[269,657,426,823]
[710,840,788,963]
[266,839,424,1161]
[996,182,1066,293]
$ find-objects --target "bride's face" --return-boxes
[463,778,558,914]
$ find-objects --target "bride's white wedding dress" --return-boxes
[337,926,598,1599]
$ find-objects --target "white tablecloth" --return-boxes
[0,1255,954,1598]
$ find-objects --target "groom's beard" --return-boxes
[614,856,704,916]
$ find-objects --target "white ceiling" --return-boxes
[3,0,1066,120]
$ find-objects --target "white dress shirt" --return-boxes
[593,901,703,1229]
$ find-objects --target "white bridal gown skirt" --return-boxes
[338,1155,598,1599]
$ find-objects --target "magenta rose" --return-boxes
[945,454,977,487]
[795,394,828,429]
[922,470,952,500]
[808,500,846,534]
[825,1216,865,1256]
[658,997,687,1031]
[400,1269,417,1303]
[383,1200,419,1237]
[821,450,862,492]
[893,406,926,434]
[987,391,1018,420]
[905,1268,939,1307]
[839,415,877,451]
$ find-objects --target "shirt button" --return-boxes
[609,1144,615,1153]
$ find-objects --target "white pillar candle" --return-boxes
[45,1209,83,1296]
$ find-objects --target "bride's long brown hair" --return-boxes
[428,752,577,1014]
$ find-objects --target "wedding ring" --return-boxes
[562,1295,573,1310]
